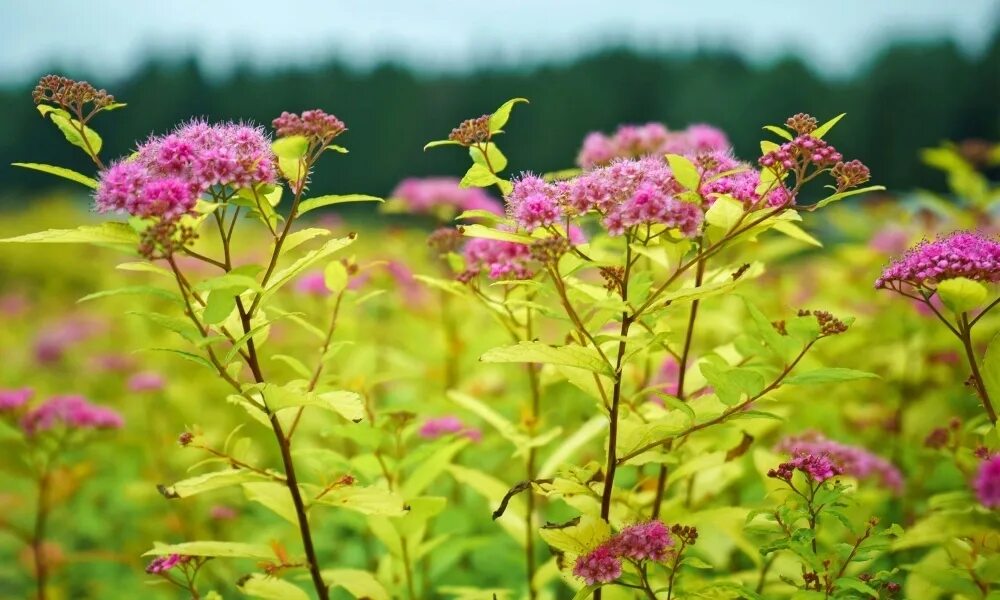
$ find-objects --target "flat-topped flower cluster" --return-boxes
[573,521,674,585]
[95,120,277,222]
[776,431,904,493]
[875,231,1000,289]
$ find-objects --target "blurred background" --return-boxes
[1,0,998,204]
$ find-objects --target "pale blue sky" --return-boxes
[2,0,998,83]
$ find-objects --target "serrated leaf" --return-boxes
[0,222,138,247]
[322,569,389,600]
[813,185,887,209]
[489,97,528,132]
[810,113,845,139]
[460,163,502,188]
[12,162,97,188]
[762,125,793,141]
[237,574,309,600]
[423,139,462,150]
[784,368,880,385]
[298,194,383,216]
[157,470,265,499]
[49,113,102,157]
[937,277,988,314]
[480,341,614,376]
[144,541,276,560]
[460,223,532,244]
[666,153,701,190]
[272,135,309,159]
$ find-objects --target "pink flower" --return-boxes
[391,177,503,217]
[975,455,1000,509]
[513,193,561,231]
[33,316,103,364]
[573,544,622,585]
[95,120,277,222]
[613,521,674,561]
[128,371,165,393]
[776,432,904,493]
[462,236,534,281]
[210,505,238,520]
[21,395,124,436]
[295,271,329,296]
[576,122,731,169]
[145,553,191,574]
[875,231,1000,289]
[0,388,33,411]
[769,453,842,483]
[869,227,910,255]
[272,109,346,143]
[418,415,481,442]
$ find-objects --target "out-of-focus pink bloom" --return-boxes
[418,415,481,442]
[90,353,137,372]
[869,227,910,255]
[576,122,730,169]
[385,261,425,305]
[975,455,1000,508]
[391,177,503,217]
[295,271,329,296]
[210,505,238,520]
[33,316,104,364]
[0,292,29,317]
[0,388,33,411]
[21,395,124,436]
[128,371,165,393]
[776,432,904,493]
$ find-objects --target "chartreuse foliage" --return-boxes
[2,75,999,600]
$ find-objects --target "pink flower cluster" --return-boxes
[272,109,346,143]
[759,135,844,172]
[391,177,503,217]
[573,521,674,585]
[95,120,277,221]
[145,553,191,574]
[20,395,124,436]
[776,432,904,493]
[0,387,33,411]
[577,122,730,169]
[875,231,1000,289]
[127,371,165,393]
[418,415,482,442]
[506,159,703,237]
[34,316,104,364]
[768,453,843,483]
[975,454,1000,509]
[697,151,794,209]
[462,236,535,280]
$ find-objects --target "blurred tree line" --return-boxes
[1,34,997,207]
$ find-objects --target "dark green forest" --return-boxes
[2,35,997,206]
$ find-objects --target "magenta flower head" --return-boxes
[390,177,502,217]
[573,544,622,585]
[613,521,674,561]
[21,395,124,437]
[128,371,165,393]
[95,120,277,223]
[418,415,481,442]
[145,553,191,574]
[769,453,842,483]
[975,455,1000,509]
[0,388,33,411]
[295,271,330,296]
[776,432,904,493]
[576,122,731,169]
[461,236,534,281]
[875,231,1000,290]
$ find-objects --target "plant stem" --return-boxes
[959,314,997,424]
[652,254,706,518]
[236,300,330,600]
[33,470,50,600]
[594,243,635,600]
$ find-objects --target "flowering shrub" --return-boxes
[1,76,999,600]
